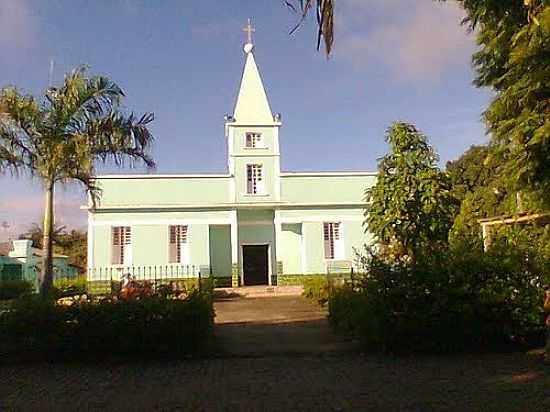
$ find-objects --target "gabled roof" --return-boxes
[233,45,274,124]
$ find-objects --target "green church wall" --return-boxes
[302,222,326,273]
[209,225,232,278]
[279,224,302,273]
[188,224,210,268]
[94,176,231,207]
[132,225,168,266]
[280,175,375,204]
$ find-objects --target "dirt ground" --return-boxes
[1,293,548,411]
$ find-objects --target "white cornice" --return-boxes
[226,122,282,128]
[82,201,368,211]
[280,171,377,177]
[94,174,231,180]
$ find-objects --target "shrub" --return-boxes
[330,243,549,353]
[303,277,329,304]
[53,276,87,297]
[0,290,214,361]
[0,280,33,301]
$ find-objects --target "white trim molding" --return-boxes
[275,215,363,224]
[280,171,377,177]
[94,174,232,179]
[82,201,369,211]
[92,218,232,227]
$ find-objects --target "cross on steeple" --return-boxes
[243,18,255,44]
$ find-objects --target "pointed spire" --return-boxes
[233,21,274,124]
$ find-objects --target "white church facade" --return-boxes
[86,33,375,287]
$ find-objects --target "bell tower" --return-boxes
[225,19,282,203]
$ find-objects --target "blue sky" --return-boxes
[0,0,491,239]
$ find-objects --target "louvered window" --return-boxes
[169,225,189,264]
[245,132,263,148]
[246,164,264,194]
[112,226,132,265]
[323,222,344,260]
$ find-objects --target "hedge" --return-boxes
[0,290,214,362]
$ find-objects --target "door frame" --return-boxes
[240,243,272,286]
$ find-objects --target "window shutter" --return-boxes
[169,226,177,263]
[122,227,132,266]
[180,225,189,264]
[257,166,264,194]
[112,227,122,265]
[334,223,344,259]
[169,225,188,264]
[323,223,333,259]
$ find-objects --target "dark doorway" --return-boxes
[243,245,269,286]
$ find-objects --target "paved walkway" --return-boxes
[213,289,355,357]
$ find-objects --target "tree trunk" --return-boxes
[40,179,55,296]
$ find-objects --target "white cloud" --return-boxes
[0,0,36,56]
[336,1,475,81]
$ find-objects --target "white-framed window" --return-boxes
[246,164,264,194]
[323,222,344,260]
[112,226,132,265]
[245,132,263,148]
[169,225,189,264]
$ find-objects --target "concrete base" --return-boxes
[215,285,303,298]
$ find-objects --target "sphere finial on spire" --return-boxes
[243,18,255,53]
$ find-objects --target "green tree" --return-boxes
[446,145,505,240]
[366,122,455,261]
[446,145,493,205]
[0,67,155,296]
[457,0,550,207]
[446,144,545,242]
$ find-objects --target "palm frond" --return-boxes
[85,110,156,170]
[286,0,334,56]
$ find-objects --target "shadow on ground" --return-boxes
[213,294,356,357]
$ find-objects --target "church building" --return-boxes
[86,29,376,287]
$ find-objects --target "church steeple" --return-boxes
[233,19,274,125]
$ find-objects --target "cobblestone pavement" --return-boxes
[1,353,549,411]
[1,295,549,411]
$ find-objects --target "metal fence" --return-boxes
[86,265,210,283]
[78,265,212,295]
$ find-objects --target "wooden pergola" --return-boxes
[478,211,550,250]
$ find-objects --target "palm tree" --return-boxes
[0,67,155,296]
[286,0,334,55]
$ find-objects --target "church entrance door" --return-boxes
[242,245,269,286]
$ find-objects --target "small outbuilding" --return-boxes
[0,239,79,287]
[478,211,550,250]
